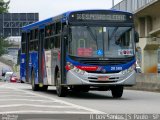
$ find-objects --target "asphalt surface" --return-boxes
[0,82,160,116]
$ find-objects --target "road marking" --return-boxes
[0,95,38,97]
[0,104,73,108]
[0,99,57,103]
[0,110,94,114]
[2,85,105,114]
[0,93,33,96]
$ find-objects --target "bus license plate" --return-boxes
[98,76,109,81]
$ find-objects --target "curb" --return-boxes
[126,81,160,92]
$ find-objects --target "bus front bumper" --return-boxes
[66,70,136,86]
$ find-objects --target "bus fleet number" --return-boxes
[111,67,122,71]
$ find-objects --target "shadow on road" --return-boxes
[29,88,127,100]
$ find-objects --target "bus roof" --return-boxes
[22,9,132,31]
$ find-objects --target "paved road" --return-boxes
[1,82,160,115]
[0,82,103,114]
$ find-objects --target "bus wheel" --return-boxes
[56,71,68,97]
[111,86,123,98]
[31,70,39,91]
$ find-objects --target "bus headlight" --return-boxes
[122,69,128,75]
[65,62,86,75]
[73,67,86,75]
[122,64,135,75]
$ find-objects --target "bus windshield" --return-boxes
[68,26,134,58]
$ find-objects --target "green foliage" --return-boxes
[0,38,11,56]
[0,0,10,56]
[0,0,10,13]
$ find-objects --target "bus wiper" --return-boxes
[86,26,98,50]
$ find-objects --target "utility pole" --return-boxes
[112,0,115,8]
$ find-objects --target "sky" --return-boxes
[9,0,122,20]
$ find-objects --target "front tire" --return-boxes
[111,86,123,98]
[56,71,68,97]
[31,70,39,91]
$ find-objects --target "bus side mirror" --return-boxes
[135,31,139,43]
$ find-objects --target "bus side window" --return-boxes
[45,38,50,50]
[29,43,34,51]
[22,32,26,53]
[56,22,61,34]
[22,44,26,53]
[45,25,52,37]
[34,41,38,51]
[55,36,60,48]
[50,38,54,49]
[22,32,26,42]
[51,24,55,35]
[30,30,33,40]
[35,29,38,39]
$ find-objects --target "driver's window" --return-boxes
[115,29,131,47]
[119,30,131,47]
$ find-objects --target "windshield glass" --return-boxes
[68,26,134,58]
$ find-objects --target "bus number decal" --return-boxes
[111,67,122,71]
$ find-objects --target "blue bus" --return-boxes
[20,10,139,98]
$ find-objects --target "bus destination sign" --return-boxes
[74,14,127,21]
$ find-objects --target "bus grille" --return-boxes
[89,80,118,83]
[78,57,134,66]
[87,71,120,74]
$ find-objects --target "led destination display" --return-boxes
[76,14,126,21]
[69,11,133,23]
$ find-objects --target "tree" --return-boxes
[0,38,11,56]
[0,0,10,56]
[0,0,10,13]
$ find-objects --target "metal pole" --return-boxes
[112,0,114,8]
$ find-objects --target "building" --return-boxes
[0,13,39,65]
[0,13,39,38]
[113,0,160,73]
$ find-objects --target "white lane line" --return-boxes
[0,104,73,108]
[3,86,105,114]
[0,95,38,97]
[0,111,94,114]
[0,90,16,91]
[0,92,32,95]
[0,99,56,103]
[0,91,20,94]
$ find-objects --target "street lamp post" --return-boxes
[112,0,115,8]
